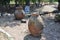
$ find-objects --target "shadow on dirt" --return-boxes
[24,34,41,40]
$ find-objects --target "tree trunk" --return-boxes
[58,0,60,11]
[15,0,19,7]
[25,0,30,6]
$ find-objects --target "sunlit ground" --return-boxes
[0,2,60,40]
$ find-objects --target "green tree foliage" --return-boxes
[54,0,58,2]
[38,0,41,3]
[19,0,25,5]
[31,0,36,3]
[0,0,10,5]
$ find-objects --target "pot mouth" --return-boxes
[31,11,39,17]
[16,6,23,10]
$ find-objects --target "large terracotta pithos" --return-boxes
[28,13,44,37]
[14,6,25,20]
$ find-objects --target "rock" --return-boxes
[0,32,8,40]
[41,5,57,12]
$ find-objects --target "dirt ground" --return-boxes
[0,5,60,40]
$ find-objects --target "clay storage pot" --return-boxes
[14,6,25,20]
[28,13,44,37]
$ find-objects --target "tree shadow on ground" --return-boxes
[24,34,41,40]
[0,14,21,27]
